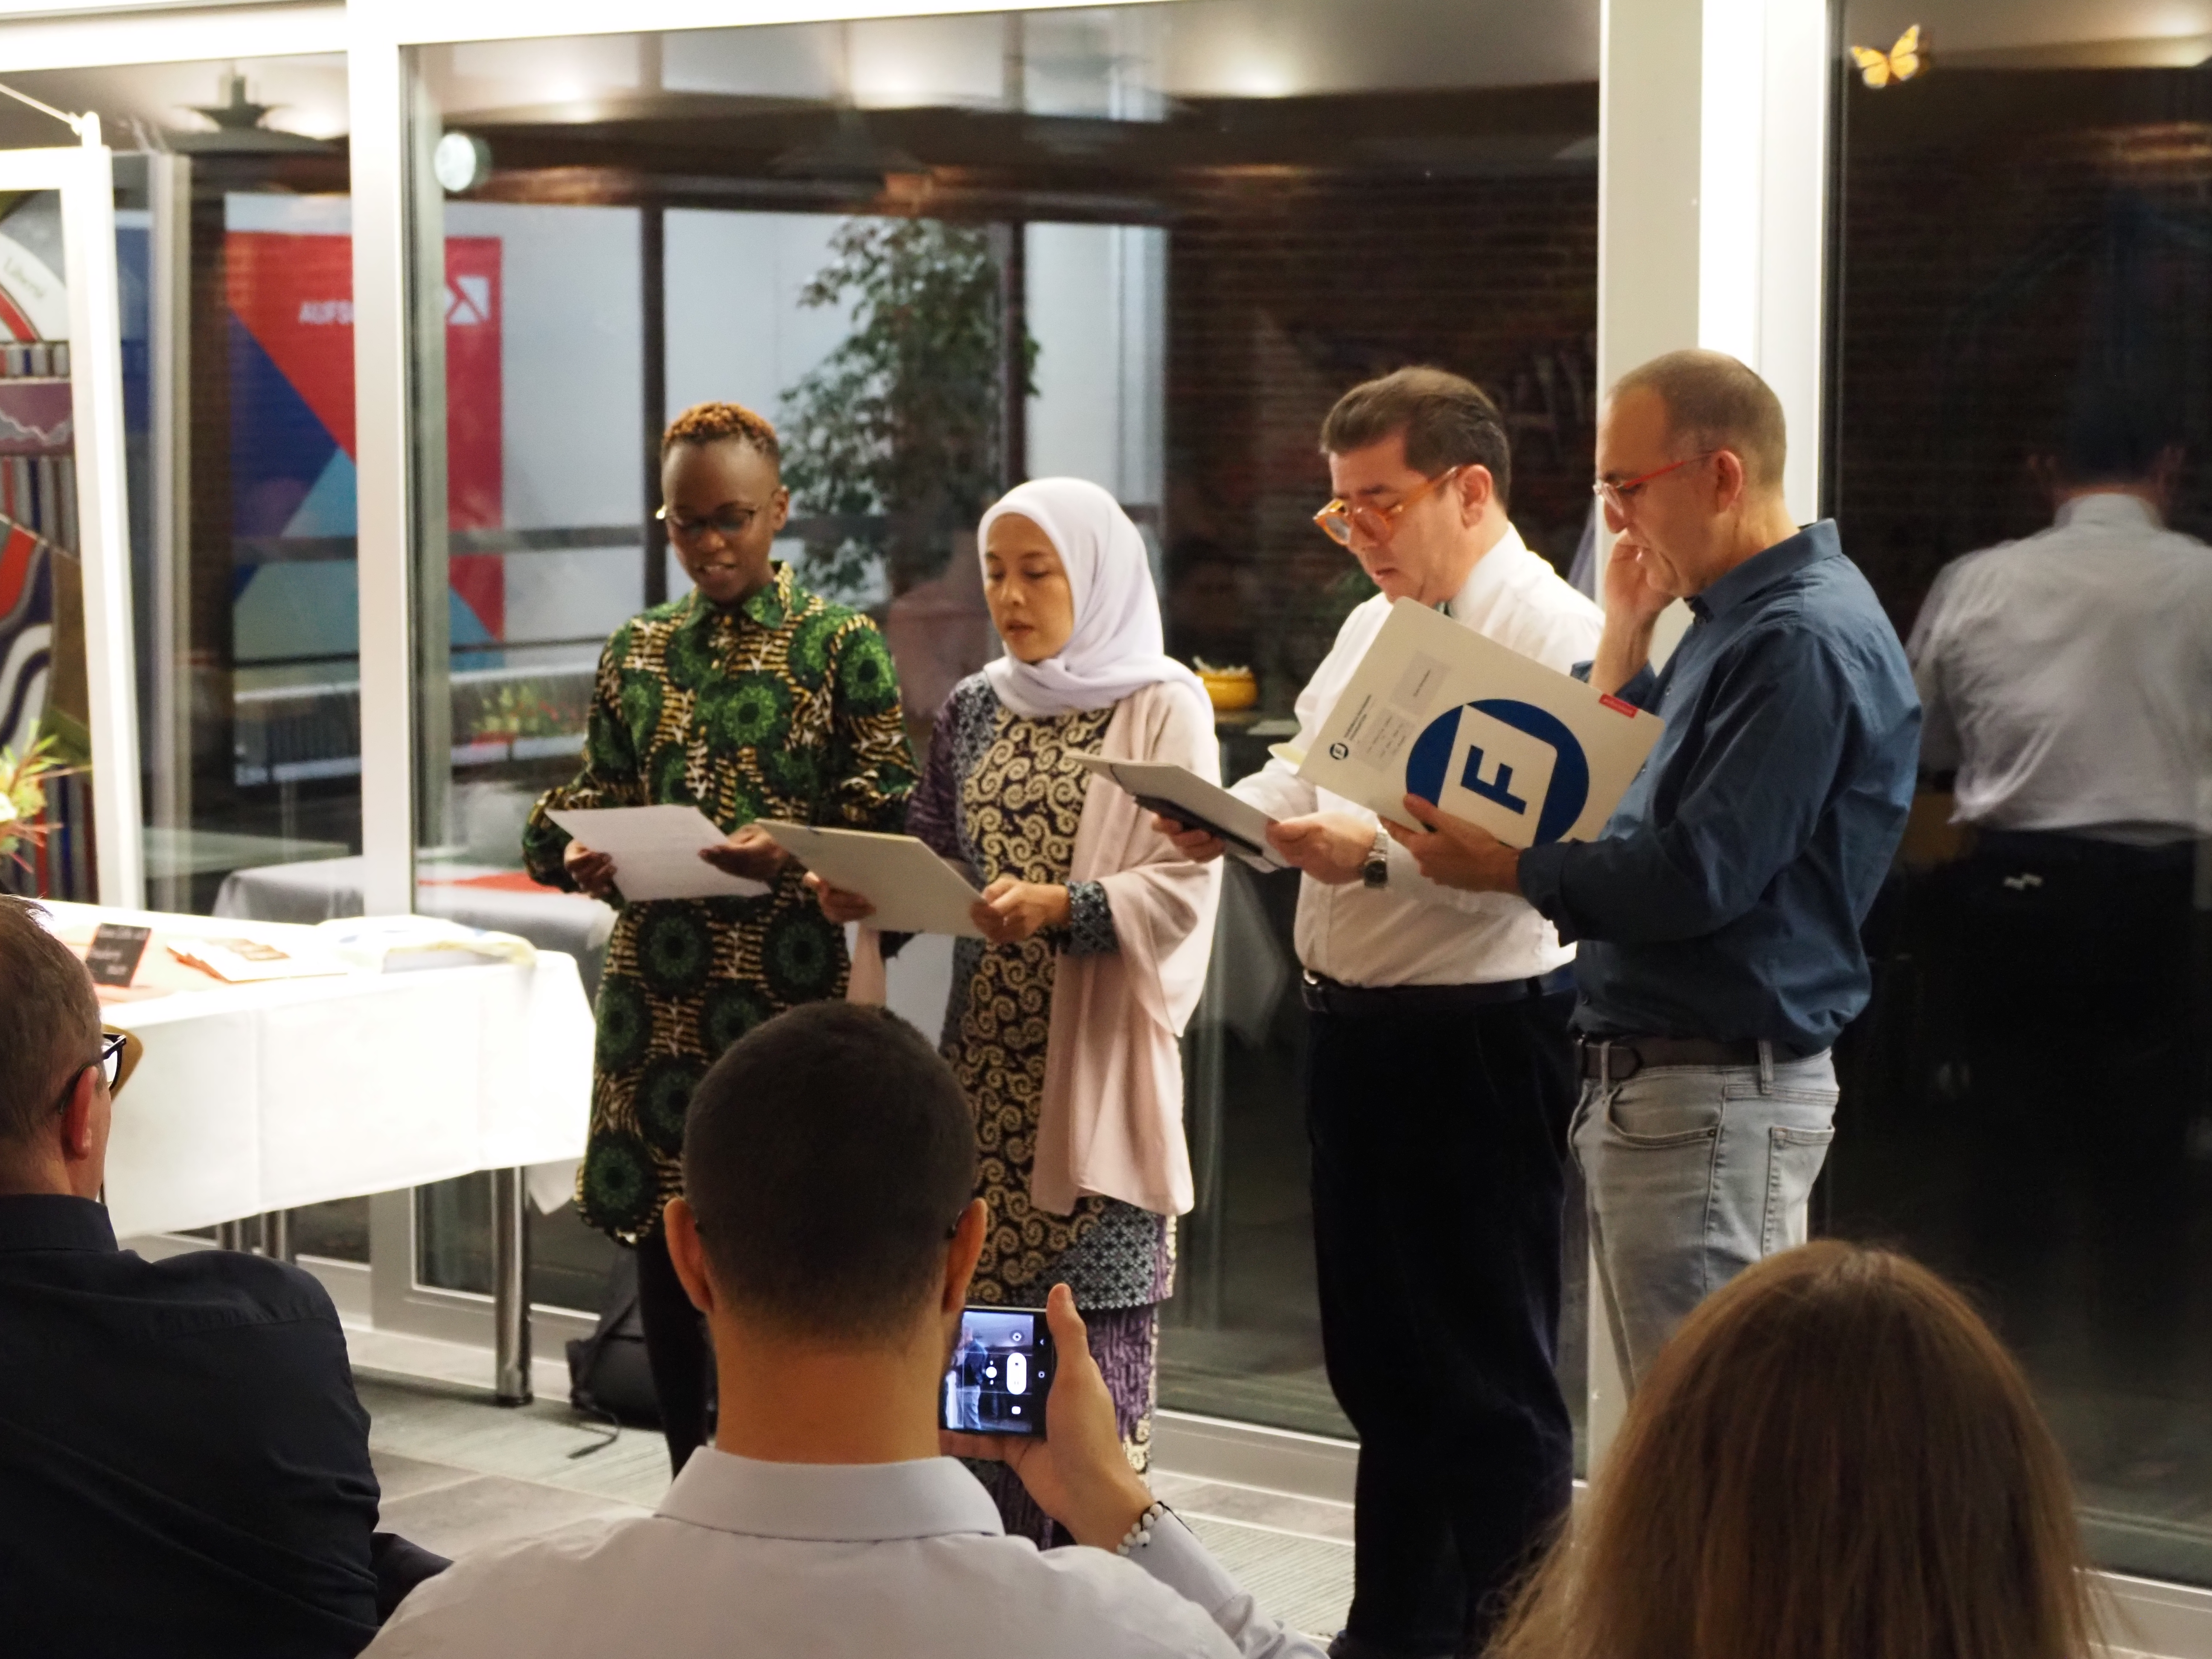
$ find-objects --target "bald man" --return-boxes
[1388,351,1919,1385]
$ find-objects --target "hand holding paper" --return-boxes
[545,806,771,902]
[1265,813,1377,885]
[698,824,792,883]
[1386,794,1524,894]
[757,821,985,937]
[973,877,1072,943]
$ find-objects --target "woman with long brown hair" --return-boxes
[1491,1240,2102,1659]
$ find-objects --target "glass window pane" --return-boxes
[0,58,358,920]
[406,0,1600,1443]
[1829,0,2212,1584]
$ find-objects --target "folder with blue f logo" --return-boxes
[1297,598,1665,847]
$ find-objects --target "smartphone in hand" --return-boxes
[942,1306,1055,1437]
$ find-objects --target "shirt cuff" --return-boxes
[1131,1513,1326,1659]
[1513,842,1580,943]
[1612,661,1659,707]
[1061,881,1119,955]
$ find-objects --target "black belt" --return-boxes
[1576,1035,1822,1081]
[1300,966,1575,1019]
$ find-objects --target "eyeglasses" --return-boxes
[1592,452,1715,516]
[656,504,760,542]
[1313,466,1464,549]
[50,1028,140,1117]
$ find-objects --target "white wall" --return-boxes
[663,208,851,420]
[444,199,643,643]
[1025,220,1165,512]
[442,199,640,533]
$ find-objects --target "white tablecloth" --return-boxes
[213,857,617,998]
[39,902,593,1237]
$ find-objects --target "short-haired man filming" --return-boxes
[1389,350,1919,1386]
[368,1001,1321,1659]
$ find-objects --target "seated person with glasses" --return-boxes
[0,895,435,1658]
[367,1001,1322,1659]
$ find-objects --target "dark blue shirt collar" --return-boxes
[1688,519,1840,622]
[0,1192,118,1253]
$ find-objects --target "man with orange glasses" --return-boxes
[0,894,442,1654]
[1386,351,1919,1394]
[1157,367,1599,1659]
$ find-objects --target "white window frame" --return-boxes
[0,132,140,903]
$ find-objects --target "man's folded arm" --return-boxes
[1519,629,1848,946]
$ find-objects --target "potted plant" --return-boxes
[0,736,70,876]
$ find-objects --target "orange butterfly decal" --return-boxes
[1850,24,1925,88]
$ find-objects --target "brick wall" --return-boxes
[1835,70,2212,635]
[1162,165,1598,707]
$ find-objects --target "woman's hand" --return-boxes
[806,872,877,924]
[697,824,791,883]
[941,1284,1155,1551]
[972,877,1071,944]
[563,839,617,899]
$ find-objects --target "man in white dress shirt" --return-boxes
[366,1002,1321,1659]
[1910,400,2212,1351]
[1161,369,1601,1659]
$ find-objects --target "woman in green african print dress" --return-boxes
[524,403,912,1472]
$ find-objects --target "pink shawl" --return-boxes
[1033,680,1222,1217]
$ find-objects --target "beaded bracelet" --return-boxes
[1117,1501,1169,1556]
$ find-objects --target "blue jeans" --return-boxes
[1570,1043,1839,1388]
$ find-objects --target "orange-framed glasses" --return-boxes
[1313,465,1464,548]
[1592,451,1715,516]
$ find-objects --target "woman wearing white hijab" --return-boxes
[814,477,1221,1543]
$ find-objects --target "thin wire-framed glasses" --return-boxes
[1313,466,1464,548]
[1592,451,1715,515]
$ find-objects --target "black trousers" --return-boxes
[1940,832,2197,1374]
[1307,987,1578,1659]
[634,1226,713,1476]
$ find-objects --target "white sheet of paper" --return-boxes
[1068,754,1289,872]
[1296,597,1666,846]
[546,806,769,901]
[753,821,986,937]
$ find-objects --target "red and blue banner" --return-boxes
[227,229,505,646]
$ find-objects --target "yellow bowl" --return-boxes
[1200,667,1257,712]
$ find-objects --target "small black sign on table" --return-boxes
[85,923,153,988]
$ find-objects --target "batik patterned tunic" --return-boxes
[909,673,1174,1312]
[524,565,914,1242]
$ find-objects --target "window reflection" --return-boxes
[1831,0,2212,1584]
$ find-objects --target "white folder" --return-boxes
[545,805,769,901]
[753,821,986,937]
[1295,597,1665,846]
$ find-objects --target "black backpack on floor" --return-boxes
[565,1249,661,1429]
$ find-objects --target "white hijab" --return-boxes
[978,477,1210,723]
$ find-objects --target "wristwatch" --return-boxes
[1362,825,1390,889]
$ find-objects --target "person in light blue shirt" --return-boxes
[1389,350,1919,1387]
[366,1001,1322,1659]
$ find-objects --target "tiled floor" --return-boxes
[355,1361,1355,1641]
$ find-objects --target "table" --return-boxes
[39,900,594,1403]
[214,857,617,998]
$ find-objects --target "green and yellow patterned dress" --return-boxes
[523,563,914,1242]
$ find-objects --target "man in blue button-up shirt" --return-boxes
[1389,351,1918,1385]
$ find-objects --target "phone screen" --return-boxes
[942,1306,1054,1437]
